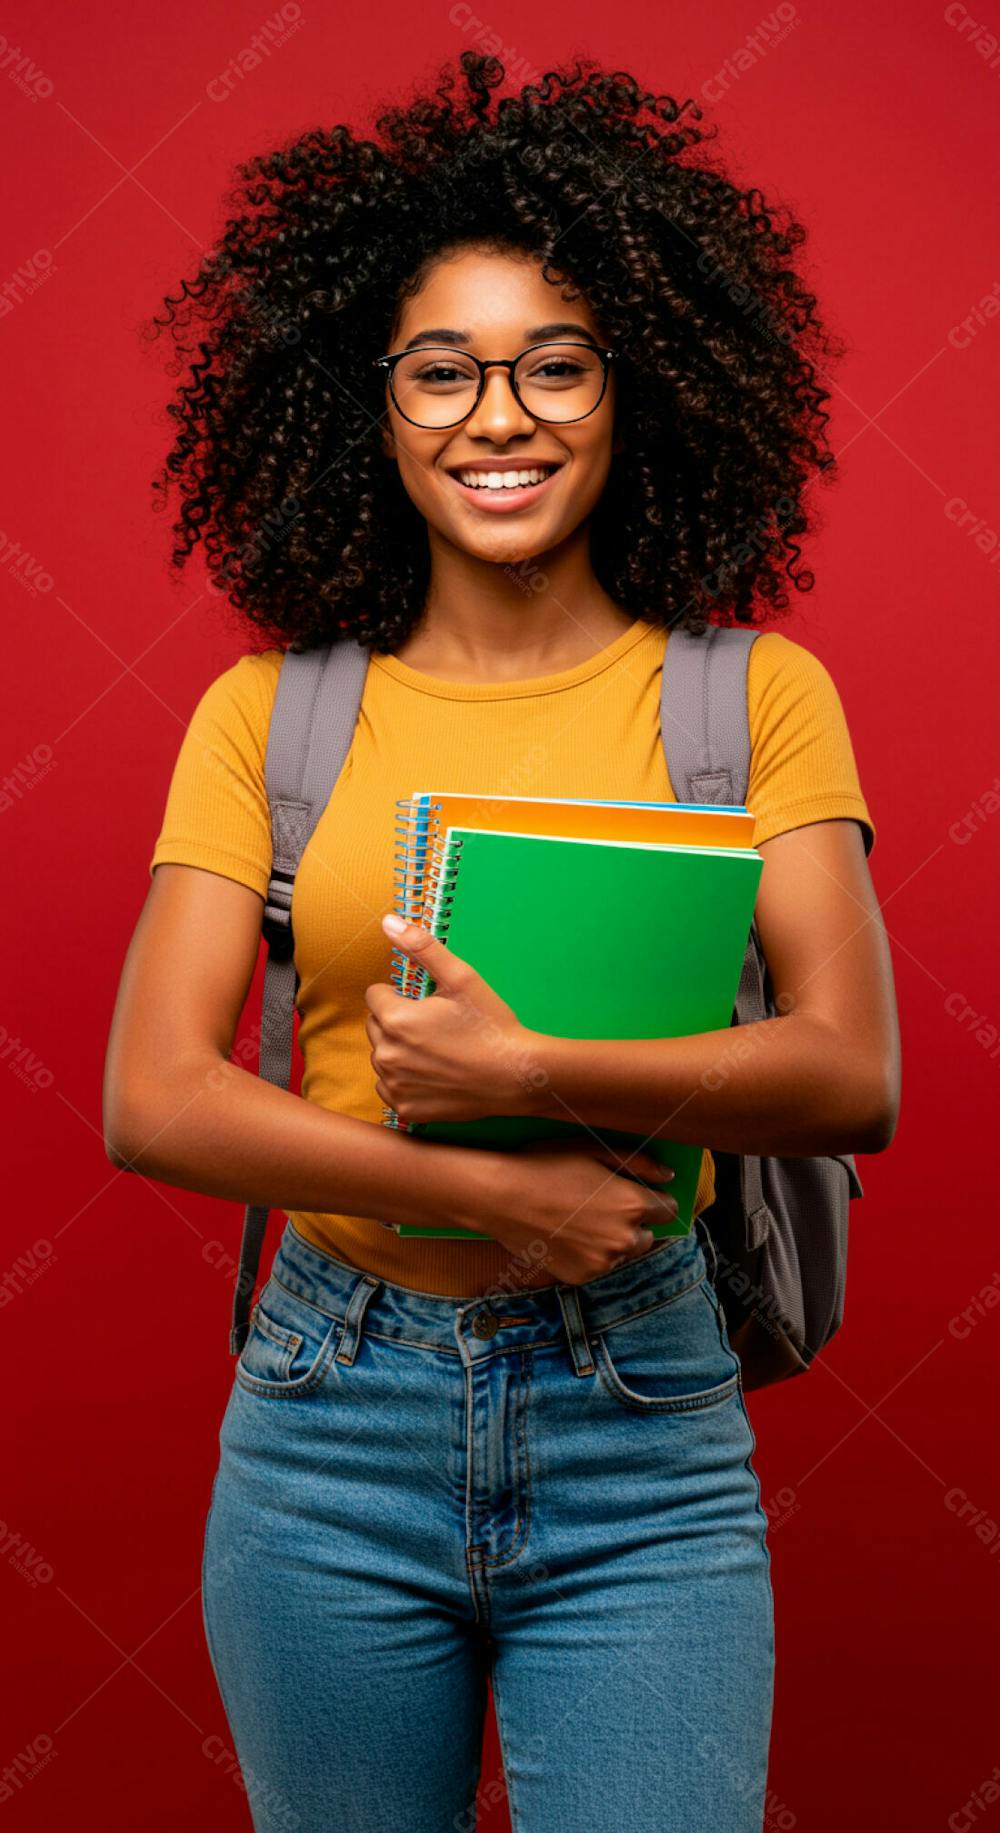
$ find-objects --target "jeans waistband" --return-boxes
[268,1219,711,1370]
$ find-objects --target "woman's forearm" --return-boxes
[521,1013,893,1158]
[104,1052,501,1230]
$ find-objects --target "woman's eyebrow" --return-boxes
[399,322,600,350]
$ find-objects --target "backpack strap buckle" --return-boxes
[262,868,296,960]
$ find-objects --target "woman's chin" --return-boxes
[444,522,556,566]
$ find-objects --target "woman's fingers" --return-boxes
[595,1144,675,1183]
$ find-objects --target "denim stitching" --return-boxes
[462,1362,490,1630]
[480,1352,533,1571]
[269,1269,346,1324]
[200,1478,225,1697]
[234,1317,344,1399]
[252,1304,301,1351]
[594,1284,742,1413]
[268,1258,712,1356]
[729,1344,776,1596]
[594,1336,742,1413]
[590,1268,708,1338]
[250,1304,303,1381]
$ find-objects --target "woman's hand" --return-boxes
[364,913,546,1125]
[454,1135,681,1284]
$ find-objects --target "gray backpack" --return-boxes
[229,623,864,1392]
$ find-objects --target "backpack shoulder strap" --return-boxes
[658,623,776,1251]
[659,623,762,1034]
[658,622,758,806]
[229,638,370,1356]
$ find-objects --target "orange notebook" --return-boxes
[391,792,755,995]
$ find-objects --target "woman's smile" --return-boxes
[443,459,566,513]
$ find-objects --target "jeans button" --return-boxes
[472,1310,498,1339]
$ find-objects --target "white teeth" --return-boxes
[454,466,556,490]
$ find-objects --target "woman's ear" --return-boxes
[381,426,396,462]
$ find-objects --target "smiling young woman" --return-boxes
[104,50,899,1833]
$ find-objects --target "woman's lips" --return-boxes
[445,466,564,513]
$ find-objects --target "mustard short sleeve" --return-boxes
[745,633,876,856]
[148,649,283,898]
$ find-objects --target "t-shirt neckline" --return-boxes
[369,616,658,701]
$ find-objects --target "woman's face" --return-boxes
[379,246,621,565]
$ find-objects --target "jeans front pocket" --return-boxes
[235,1275,344,1399]
[594,1270,741,1413]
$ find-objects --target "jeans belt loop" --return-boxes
[556,1285,596,1378]
[335,1272,382,1366]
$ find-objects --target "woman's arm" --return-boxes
[367,817,900,1161]
[102,862,505,1230]
[521,819,901,1158]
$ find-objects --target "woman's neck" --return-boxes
[391,550,637,684]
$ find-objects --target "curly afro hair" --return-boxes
[146,50,846,654]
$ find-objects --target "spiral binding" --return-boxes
[389,794,433,999]
[381,802,465,1133]
[382,794,421,1140]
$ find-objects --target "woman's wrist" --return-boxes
[395,1136,509,1234]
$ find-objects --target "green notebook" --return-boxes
[389,827,763,1237]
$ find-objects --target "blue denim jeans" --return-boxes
[202,1218,775,1832]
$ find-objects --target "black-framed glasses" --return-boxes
[373,340,615,429]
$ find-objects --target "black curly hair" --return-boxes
[146,50,846,654]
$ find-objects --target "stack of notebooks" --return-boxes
[380,792,763,1238]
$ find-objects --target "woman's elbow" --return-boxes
[103,1107,143,1170]
[103,1081,159,1172]
[853,1062,901,1155]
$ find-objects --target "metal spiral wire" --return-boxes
[381,803,463,1131]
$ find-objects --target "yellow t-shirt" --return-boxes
[150,617,875,1295]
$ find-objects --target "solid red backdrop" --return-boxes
[3,0,998,1826]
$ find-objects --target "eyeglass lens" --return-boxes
[390,343,605,427]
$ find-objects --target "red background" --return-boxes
[4,0,999,1825]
